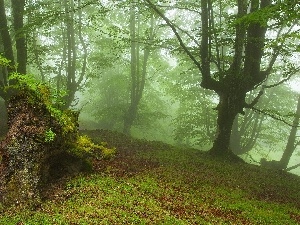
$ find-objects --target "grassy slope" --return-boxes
[1,129,300,225]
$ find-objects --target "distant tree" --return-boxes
[145,0,300,158]
[279,94,300,169]
[123,2,156,135]
[24,0,94,108]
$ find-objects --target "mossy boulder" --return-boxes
[0,85,85,207]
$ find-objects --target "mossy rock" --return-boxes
[0,85,83,207]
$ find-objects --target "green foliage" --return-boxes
[44,128,56,142]
[73,135,116,160]
[0,54,12,67]
[7,73,67,108]
[5,73,78,137]
[233,5,275,28]
[100,142,117,160]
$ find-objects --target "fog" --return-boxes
[0,0,299,175]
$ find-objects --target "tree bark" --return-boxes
[11,0,27,74]
[210,90,246,159]
[211,101,236,155]
[0,0,15,95]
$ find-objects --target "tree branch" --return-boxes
[285,163,300,172]
[152,4,201,14]
[263,66,300,89]
[251,107,299,128]
[144,0,202,72]
[245,90,264,108]
[172,23,200,47]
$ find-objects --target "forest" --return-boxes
[0,0,300,224]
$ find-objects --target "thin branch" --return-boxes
[251,107,299,128]
[76,0,88,88]
[264,66,300,89]
[256,23,298,88]
[245,90,264,108]
[209,0,221,72]
[268,24,297,71]
[285,163,300,172]
[172,23,200,47]
[153,4,201,14]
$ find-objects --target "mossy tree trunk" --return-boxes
[0,87,80,207]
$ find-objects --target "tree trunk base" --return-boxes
[260,158,285,170]
[209,147,245,163]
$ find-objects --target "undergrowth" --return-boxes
[0,129,300,224]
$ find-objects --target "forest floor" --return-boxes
[1,129,300,224]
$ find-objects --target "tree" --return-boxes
[11,0,27,74]
[279,94,300,169]
[0,0,27,135]
[23,0,93,109]
[123,2,156,135]
[0,0,14,74]
[145,0,300,158]
[0,0,26,100]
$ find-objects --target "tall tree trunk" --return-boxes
[230,115,242,153]
[0,0,15,96]
[11,0,26,74]
[60,0,86,109]
[279,94,300,168]
[57,20,68,95]
[123,5,138,135]
[123,6,154,135]
[210,91,245,158]
[0,0,14,67]
[65,0,77,108]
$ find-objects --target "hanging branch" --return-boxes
[246,90,264,108]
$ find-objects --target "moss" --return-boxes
[0,74,83,207]
[101,144,116,160]
[71,135,116,161]
[7,73,78,140]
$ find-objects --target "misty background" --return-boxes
[0,0,299,174]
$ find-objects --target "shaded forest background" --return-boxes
[0,0,300,173]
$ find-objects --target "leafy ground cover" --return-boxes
[1,129,300,224]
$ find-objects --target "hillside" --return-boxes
[1,129,300,224]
